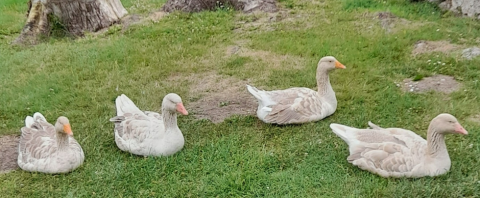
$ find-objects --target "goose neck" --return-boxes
[162,108,178,131]
[426,127,448,157]
[56,132,69,149]
[316,69,334,96]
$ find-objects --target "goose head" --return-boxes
[317,56,346,72]
[430,113,468,135]
[163,93,188,115]
[55,116,73,136]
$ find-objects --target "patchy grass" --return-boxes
[1,0,480,197]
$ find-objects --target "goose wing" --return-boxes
[263,88,323,124]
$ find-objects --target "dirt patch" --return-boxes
[412,40,463,56]
[233,9,316,33]
[233,11,282,33]
[148,11,167,23]
[354,12,427,34]
[162,0,277,13]
[88,11,168,36]
[120,11,167,29]
[0,135,19,174]
[375,12,411,33]
[169,72,257,123]
[225,40,304,70]
[467,114,480,125]
[121,14,144,30]
[399,74,461,94]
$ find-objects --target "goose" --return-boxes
[330,113,468,178]
[109,93,188,156]
[246,56,346,124]
[18,113,84,174]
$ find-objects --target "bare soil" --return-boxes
[120,11,167,30]
[354,12,426,34]
[375,12,411,33]
[467,114,480,125]
[233,10,291,33]
[169,72,257,123]
[0,135,19,174]
[225,40,304,70]
[162,0,277,13]
[148,11,167,22]
[400,74,461,94]
[121,14,144,30]
[412,40,463,56]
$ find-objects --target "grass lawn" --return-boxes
[1,0,480,197]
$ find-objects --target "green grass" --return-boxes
[1,0,480,197]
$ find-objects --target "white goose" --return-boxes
[246,56,346,124]
[110,93,188,156]
[330,113,468,178]
[18,113,84,174]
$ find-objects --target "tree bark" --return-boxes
[13,0,127,45]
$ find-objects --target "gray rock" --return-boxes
[451,0,480,19]
[462,47,480,60]
[427,0,480,19]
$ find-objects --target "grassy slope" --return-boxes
[1,0,479,197]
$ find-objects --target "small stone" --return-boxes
[462,47,480,60]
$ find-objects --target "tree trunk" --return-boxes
[13,0,127,45]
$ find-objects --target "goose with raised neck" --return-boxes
[110,93,188,156]
[18,113,85,174]
[329,113,468,178]
[246,56,346,124]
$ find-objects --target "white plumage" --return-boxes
[247,56,346,124]
[110,93,188,156]
[18,112,84,174]
[330,113,468,178]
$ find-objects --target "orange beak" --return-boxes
[63,124,73,136]
[176,103,189,115]
[454,123,468,135]
[335,61,346,69]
